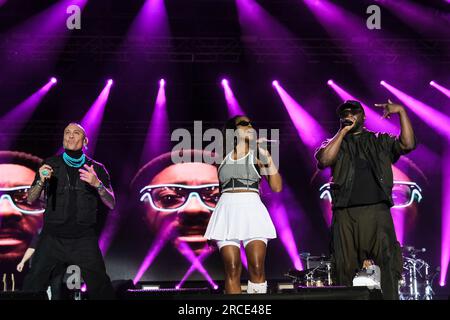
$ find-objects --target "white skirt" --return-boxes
[204,192,277,241]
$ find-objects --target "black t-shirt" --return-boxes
[346,134,388,207]
[348,157,388,207]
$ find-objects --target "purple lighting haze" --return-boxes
[272,81,327,149]
[235,0,303,72]
[430,81,450,99]
[176,241,218,289]
[0,0,88,83]
[79,79,114,156]
[140,80,169,165]
[133,222,174,285]
[381,81,450,140]
[303,0,425,86]
[240,246,248,270]
[0,78,57,149]
[176,247,213,289]
[377,0,450,38]
[269,192,303,270]
[221,78,245,117]
[122,0,171,60]
[441,146,450,286]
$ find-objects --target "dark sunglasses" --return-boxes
[339,109,363,118]
[236,120,252,127]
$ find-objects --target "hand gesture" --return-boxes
[374,99,404,119]
[79,164,101,188]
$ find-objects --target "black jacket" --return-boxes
[31,155,112,227]
[315,129,416,209]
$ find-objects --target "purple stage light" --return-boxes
[133,222,174,284]
[121,0,171,61]
[272,80,279,87]
[272,81,326,149]
[240,246,248,270]
[381,81,450,140]
[380,80,386,86]
[429,81,450,99]
[327,79,334,86]
[140,80,170,165]
[176,248,212,289]
[79,80,114,156]
[98,208,121,256]
[0,78,57,149]
[50,77,57,84]
[176,241,218,289]
[268,190,303,271]
[441,146,450,287]
[221,78,245,117]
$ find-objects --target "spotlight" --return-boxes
[380,80,386,86]
[213,285,219,290]
[221,79,229,86]
[327,79,334,86]
[107,79,114,85]
[160,79,165,87]
[175,285,180,290]
[50,77,57,84]
[272,80,279,87]
[430,81,436,86]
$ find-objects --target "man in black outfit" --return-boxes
[315,99,416,300]
[23,123,116,299]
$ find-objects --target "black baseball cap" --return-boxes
[336,100,365,116]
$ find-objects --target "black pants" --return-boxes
[23,234,115,300]
[331,202,403,300]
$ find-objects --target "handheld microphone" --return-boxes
[341,119,354,127]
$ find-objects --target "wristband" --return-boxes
[96,182,104,191]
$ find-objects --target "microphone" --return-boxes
[341,119,354,127]
[257,138,279,144]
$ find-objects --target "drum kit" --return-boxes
[398,246,439,300]
[285,253,333,287]
[284,247,439,300]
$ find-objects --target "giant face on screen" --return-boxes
[0,151,44,264]
[133,150,220,253]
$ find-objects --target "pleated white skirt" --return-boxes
[204,192,277,241]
